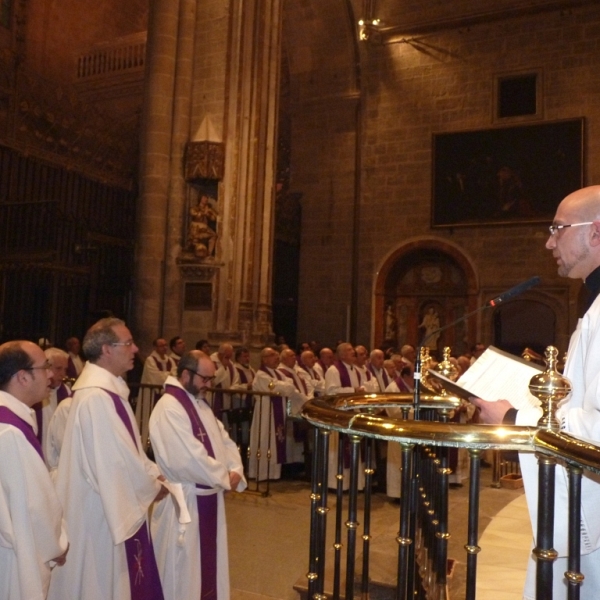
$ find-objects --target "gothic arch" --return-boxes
[372,237,479,355]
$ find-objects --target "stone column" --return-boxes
[209,0,283,350]
[135,0,180,344]
[136,0,282,355]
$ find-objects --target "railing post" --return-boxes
[566,463,583,600]
[361,438,375,600]
[465,449,482,600]
[307,427,330,600]
[396,443,415,600]
[535,453,558,599]
[345,434,362,600]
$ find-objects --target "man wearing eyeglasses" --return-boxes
[0,340,69,599]
[149,350,246,600]
[48,317,167,600]
[472,185,600,599]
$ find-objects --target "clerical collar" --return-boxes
[584,264,600,312]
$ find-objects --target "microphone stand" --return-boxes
[413,304,490,420]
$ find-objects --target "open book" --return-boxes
[428,346,544,410]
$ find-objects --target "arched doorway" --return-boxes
[373,240,478,358]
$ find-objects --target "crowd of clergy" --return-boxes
[0,321,485,600]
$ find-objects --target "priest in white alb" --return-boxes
[0,340,69,599]
[150,350,246,600]
[48,318,167,600]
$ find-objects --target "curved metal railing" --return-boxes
[301,392,600,600]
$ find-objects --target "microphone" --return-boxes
[487,276,541,307]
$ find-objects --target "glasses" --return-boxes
[111,340,135,347]
[186,369,215,383]
[548,222,593,235]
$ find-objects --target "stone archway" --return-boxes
[373,239,479,357]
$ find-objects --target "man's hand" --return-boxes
[154,475,169,502]
[229,471,242,492]
[52,543,69,566]
[470,397,514,425]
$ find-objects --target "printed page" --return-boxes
[455,346,543,409]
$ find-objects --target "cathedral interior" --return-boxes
[1,0,598,358]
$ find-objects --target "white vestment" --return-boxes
[210,358,244,413]
[44,396,73,473]
[278,364,310,464]
[248,367,295,480]
[150,377,246,600]
[324,363,365,491]
[0,391,68,600]
[48,362,163,600]
[141,351,175,386]
[518,293,600,600]
[138,351,174,447]
[296,363,325,398]
[384,380,412,499]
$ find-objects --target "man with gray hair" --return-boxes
[36,347,72,469]
[248,347,296,481]
[48,317,166,600]
[29,347,70,453]
[0,340,69,598]
[150,350,246,600]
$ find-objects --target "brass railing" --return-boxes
[301,392,600,600]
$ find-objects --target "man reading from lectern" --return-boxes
[472,185,600,600]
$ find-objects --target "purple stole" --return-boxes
[259,366,287,464]
[368,364,389,391]
[236,366,254,408]
[66,356,79,379]
[332,362,362,467]
[279,367,309,443]
[33,383,73,443]
[165,385,218,600]
[298,364,322,396]
[213,362,235,420]
[0,406,44,460]
[333,360,361,388]
[152,356,173,372]
[33,402,44,444]
[57,382,71,404]
[394,376,411,393]
[100,388,164,600]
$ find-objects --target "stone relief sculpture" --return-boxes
[419,306,441,350]
[186,191,218,259]
[384,303,397,342]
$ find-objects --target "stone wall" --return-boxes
[292,1,599,351]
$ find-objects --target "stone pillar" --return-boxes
[136,0,282,355]
[135,0,180,344]
[211,0,283,350]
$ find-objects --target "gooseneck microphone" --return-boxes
[412,276,541,418]
[487,276,541,307]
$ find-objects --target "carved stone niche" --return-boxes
[185,141,225,181]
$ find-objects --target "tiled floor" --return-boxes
[225,472,531,600]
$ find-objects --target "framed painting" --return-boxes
[431,118,584,227]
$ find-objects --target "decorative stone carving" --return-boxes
[185,141,225,181]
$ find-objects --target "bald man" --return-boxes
[0,341,69,598]
[324,343,365,491]
[210,343,245,421]
[314,347,334,379]
[472,186,600,599]
[150,351,246,600]
[248,347,296,481]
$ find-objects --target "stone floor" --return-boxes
[226,467,529,600]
